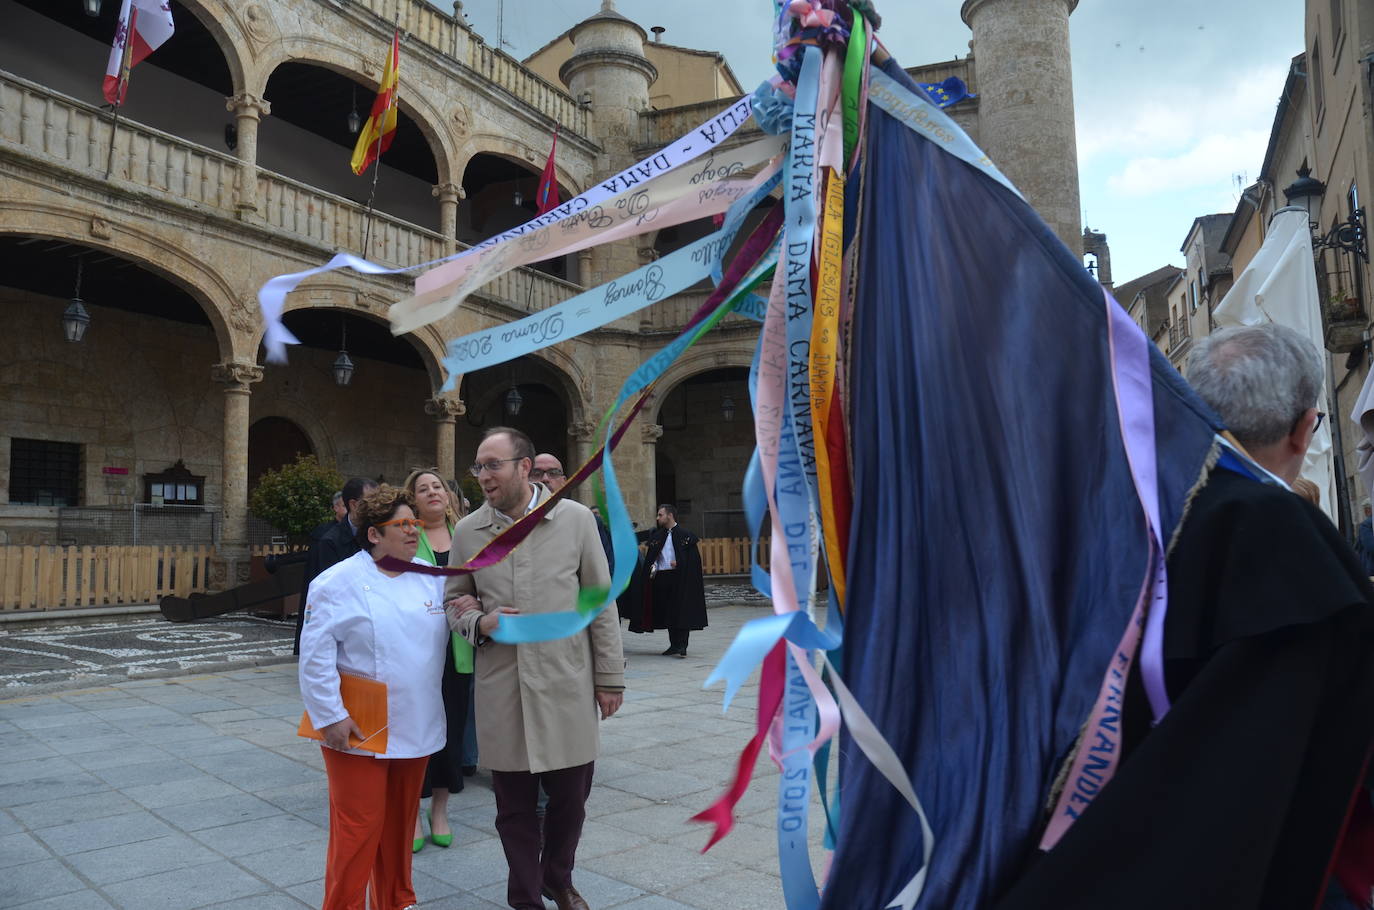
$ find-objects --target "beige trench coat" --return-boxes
[445,487,624,773]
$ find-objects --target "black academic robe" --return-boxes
[625,524,708,633]
[292,519,361,654]
[996,468,1374,910]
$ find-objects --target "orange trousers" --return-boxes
[320,747,427,910]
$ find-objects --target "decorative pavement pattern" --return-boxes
[0,616,297,695]
[0,604,826,909]
[0,583,769,696]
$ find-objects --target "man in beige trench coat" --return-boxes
[446,426,625,910]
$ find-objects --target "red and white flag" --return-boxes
[103,0,176,106]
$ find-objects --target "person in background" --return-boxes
[403,468,473,853]
[626,504,707,657]
[296,477,377,655]
[332,490,347,523]
[299,485,448,910]
[531,453,567,494]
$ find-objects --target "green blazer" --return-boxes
[417,522,474,674]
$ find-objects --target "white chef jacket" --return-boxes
[298,550,448,759]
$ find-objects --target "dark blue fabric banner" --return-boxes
[821,60,1220,909]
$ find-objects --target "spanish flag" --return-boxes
[351,30,400,176]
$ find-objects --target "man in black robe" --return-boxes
[998,323,1374,909]
[292,476,376,654]
[626,504,707,657]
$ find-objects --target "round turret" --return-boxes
[962,0,1082,255]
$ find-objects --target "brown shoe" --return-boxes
[545,884,590,910]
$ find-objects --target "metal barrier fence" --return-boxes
[56,505,220,547]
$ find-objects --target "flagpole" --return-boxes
[104,6,137,180]
[361,22,399,260]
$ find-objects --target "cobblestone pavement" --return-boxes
[0,615,297,696]
[0,604,826,910]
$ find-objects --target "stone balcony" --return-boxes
[0,69,582,319]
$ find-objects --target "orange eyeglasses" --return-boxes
[375,517,423,532]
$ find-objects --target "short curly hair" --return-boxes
[353,484,415,551]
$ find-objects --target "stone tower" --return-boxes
[559,0,657,287]
[961,0,1082,256]
[1082,227,1113,288]
[557,1,661,522]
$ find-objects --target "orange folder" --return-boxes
[297,672,389,754]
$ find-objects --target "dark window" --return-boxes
[143,459,205,506]
[1312,41,1326,118]
[9,439,82,506]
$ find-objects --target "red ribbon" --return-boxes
[690,640,787,850]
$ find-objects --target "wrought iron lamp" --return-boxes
[505,385,523,417]
[333,320,355,386]
[721,395,735,421]
[63,258,91,343]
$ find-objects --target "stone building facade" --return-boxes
[0,0,1083,585]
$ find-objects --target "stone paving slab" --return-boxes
[0,605,834,909]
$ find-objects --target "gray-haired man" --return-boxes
[999,323,1374,909]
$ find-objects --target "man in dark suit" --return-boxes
[627,504,707,657]
[292,476,376,654]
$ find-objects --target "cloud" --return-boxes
[1105,129,1271,197]
[1078,63,1288,167]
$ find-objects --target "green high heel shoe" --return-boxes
[427,809,452,848]
[412,814,425,853]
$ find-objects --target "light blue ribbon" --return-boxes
[779,646,821,910]
[777,46,823,615]
[866,67,1024,201]
[493,178,783,645]
[439,169,783,383]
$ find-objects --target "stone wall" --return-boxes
[0,287,437,544]
[654,374,753,534]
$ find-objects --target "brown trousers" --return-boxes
[320,748,428,910]
[491,761,596,910]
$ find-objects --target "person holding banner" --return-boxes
[445,427,624,910]
[299,485,449,910]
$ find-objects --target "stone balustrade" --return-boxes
[346,0,588,135]
[637,97,762,153]
[639,290,757,333]
[0,70,579,308]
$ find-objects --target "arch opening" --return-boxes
[461,153,576,280]
[655,366,752,537]
[261,62,444,231]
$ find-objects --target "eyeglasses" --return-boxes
[1293,410,1327,434]
[376,517,423,532]
[529,468,564,480]
[469,457,523,477]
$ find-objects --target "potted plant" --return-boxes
[249,454,345,545]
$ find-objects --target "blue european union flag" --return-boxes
[916,76,973,109]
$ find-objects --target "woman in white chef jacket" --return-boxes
[299,484,448,910]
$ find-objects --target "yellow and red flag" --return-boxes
[350,30,400,176]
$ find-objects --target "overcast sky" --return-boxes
[441,0,1304,284]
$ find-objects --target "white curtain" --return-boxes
[1213,208,1336,518]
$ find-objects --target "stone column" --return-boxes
[432,182,465,254]
[211,360,263,590]
[961,0,1082,255]
[226,92,271,216]
[565,420,597,503]
[633,422,663,527]
[425,396,466,480]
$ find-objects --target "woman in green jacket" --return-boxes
[403,468,474,851]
